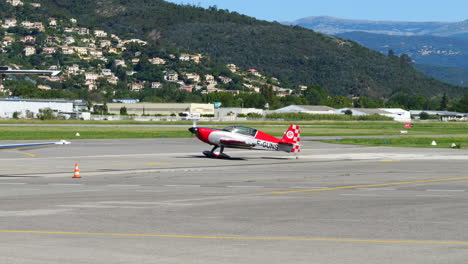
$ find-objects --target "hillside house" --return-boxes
[130,81,145,91]
[24,46,35,56]
[148,57,166,65]
[2,36,15,46]
[85,73,100,81]
[219,76,232,84]
[94,30,108,37]
[179,54,190,61]
[100,40,111,48]
[74,47,88,56]
[185,73,200,83]
[205,74,215,83]
[190,54,202,63]
[277,88,293,97]
[67,65,80,74]
[101,69,112,76]
[3,18,17,28]
[20,36,36,43]
[179,85,194,92]
[30,3,41,8]
[164,72,179,82]
[48,18,57,26]
[108,47,119,54]
[226,64,237,73]
[21,21,34,28]
[65,37,75,44]
[107,76,119,85]
[46,37,60,43]
[61,47,75,55]
[37,85,51,90]
[6,0,23,6]
[42,47,57,54]
[89,50,103,57]
[247,69,261,77]
[33,22,44,31]
[151,82,162,88]
[77,28,89,35]
[114,60,126,67]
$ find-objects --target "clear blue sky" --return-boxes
[166,0,468,22]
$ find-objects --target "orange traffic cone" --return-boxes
[73,163,81,178]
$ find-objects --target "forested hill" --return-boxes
[17,0,467,97]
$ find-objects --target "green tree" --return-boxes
[120,106,128,115]
[419,111,430,120]
[440,93,449,110]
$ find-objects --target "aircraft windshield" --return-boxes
[223,126,257,137]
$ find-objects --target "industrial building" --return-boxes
[0,98,73,118]
[272,105,337,115]
[336,108,411,122]
[106,103,214,116]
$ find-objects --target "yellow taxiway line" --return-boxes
[5,151,37,157]
[0,230,467,245]
[272,176,468,194]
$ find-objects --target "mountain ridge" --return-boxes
[288,16,468,38]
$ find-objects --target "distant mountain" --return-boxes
[337,31,468,69]
[287,16,468,39]
[415,64,468,86]
[285,17,468,86]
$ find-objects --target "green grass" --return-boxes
[0,120,466,140]
[324,137,468,149]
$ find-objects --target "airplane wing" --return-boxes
[220,138,256,148]
[0,140,70,150]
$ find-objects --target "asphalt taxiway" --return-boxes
[0,138,467,263]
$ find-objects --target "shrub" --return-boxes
[419,111,429,120]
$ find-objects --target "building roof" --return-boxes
[275,105,336,112]
[339,108,390,115]
[410,110,465,116]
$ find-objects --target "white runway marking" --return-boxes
[164,184,201,187]
[417,195,453,197]
[0,182,27,185]
[227,185,264,188]
[358,188,396,191]
[426,189,465,192]
[48,183,83,186]
[107,184,141,187]
[340,194,380,197]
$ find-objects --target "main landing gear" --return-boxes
[203,145,231,159]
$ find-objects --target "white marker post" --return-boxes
[188,112,201,127]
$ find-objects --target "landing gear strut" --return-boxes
[203,145,230,159]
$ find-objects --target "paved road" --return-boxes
[0,138,467,263]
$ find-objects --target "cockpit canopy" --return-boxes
[223,126,258,137]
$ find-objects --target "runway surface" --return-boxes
[1,138,467,263]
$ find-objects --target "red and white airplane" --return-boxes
[189,124,300,158]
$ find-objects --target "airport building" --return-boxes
[215,107,264,120]
[336,108,411,122]
[106,103,214,116]
[272,105,337,115]
[0,98,73,118]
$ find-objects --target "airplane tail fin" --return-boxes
[279,125,301,153]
